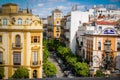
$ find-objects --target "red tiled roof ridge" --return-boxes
[97,21,116,25]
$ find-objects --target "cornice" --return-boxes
[0,29,43,32]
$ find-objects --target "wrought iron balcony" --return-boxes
[13,62,21,65]
[30,61,41,67]
[12,43,22,49]
[32,61,38,65]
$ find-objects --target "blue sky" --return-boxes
[0,0,120,17]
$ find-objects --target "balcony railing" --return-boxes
[30,61,41,67]
[12,43,22,49]
[13,62,21,65]
[32,61,38,65]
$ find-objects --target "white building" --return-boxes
[65,11,89,54]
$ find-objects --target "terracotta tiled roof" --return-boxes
[97,21,117,25]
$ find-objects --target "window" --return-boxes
[117,42,120,51]
[98,42,101,50]
[33,70,37,78]
[2,18,8,25]
[33,51,38,65]
[56,34,59,37]
[0,52,3,64]
[26,18,29,25]
[56,21,59,25]
[56,26,59,31]
[34,36,37,43]
[13,52,21,65]
[31,36,40,43]
[98,26,102,31]
[15,35,21,47]
[0,35,2,43]
[18,18,22,25]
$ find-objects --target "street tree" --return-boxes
[12,66,29,79]
[43,61,57,77]
[65,56,77,66]
[43,48,50,62]
[74,62,89,77]
[95,70,105,77]
[0,67,4,79]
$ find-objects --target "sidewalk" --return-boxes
[48,54,64,78]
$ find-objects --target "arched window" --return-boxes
[33,70,37,78]
[18,18,22,25]
[98,42,101,50]
[0,52,3,64]
[15,35,21,47]
[2,18,8,25]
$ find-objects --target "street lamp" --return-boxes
[104,39,114,71]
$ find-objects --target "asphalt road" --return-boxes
[48,53,64,78]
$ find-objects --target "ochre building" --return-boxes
[0,3,43,79]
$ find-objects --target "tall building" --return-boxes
[64,11,89,54]
[0,3,43,79]
[76,7,120,75]
[47,16,53,38]
[52,9,62,39]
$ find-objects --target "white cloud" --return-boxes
[106,4,117,9]
[38,3,44,7]
[32,9,37,12]
[78,5,86,10]
[47,8,54,10]
[57,6,68,10]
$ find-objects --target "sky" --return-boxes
[0,0,120,18]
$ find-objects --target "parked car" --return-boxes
[57,58,63,64]
[60,64,67,71]
[64,70,71,76]
[49,75,57,78]
[67,73,74,78]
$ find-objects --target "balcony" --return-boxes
[12,43,22,49]
[32,61,38,65]
[30,61,41,67]
[56,30,60,32]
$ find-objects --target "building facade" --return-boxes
[64,11,89,54]
[52,9,62,39]
[76,10,120,75]
[0,3,43,79]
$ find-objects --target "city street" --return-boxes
[48,52,64,78]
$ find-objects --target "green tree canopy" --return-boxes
[65,56,77,66]
[57,46,71,58]
[43,48,50,62]
[12,66,29,79]
[43,61,57,77]
[74,62,89,77]
[95,70,105,77]
[0,67,4,79]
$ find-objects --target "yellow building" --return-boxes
[0,3,43,79]
[52,9,62,38]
